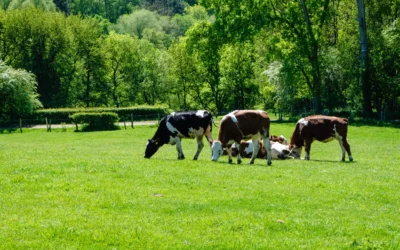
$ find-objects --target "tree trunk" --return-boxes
[357,0,373,117]
[300,0,322,113]
[85,70,90,107]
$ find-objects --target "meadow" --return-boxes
[0,123,399,249]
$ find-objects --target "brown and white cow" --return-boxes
[289,115,353,161]
[230,136,295,160]
[211,110,272,165]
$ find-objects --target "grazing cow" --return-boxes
[289,115,353,161]
[144,110,215,160]
[230,136,294,160]
[211,110,272,165]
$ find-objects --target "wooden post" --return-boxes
[45,117,49,131]
[19,118,22,133]
[131,113,134,128]
[124,119,126,130]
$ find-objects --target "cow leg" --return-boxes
[304,139,312,160]
[343,139,353,161]
[226,146,233,164]
[249,137,260,164]
[174,137,185,160]
[204,126,214,147]
[261,134,272,166]
[235,142,242,164]
[193,135,204,160]
[337,138,346,161]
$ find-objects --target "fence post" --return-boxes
[131,113,134,128]
[48,118,52,132]
[157,113,160,125]
[123,119,126,130]
[19,118,22,133]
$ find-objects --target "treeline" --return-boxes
[0,0,400,121]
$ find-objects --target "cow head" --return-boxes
[211,141,223,161]
[144,139,161,159]
[288,144,302,159]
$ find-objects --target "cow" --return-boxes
[144,110,215,160]
[211,110,272,165]
[289,115,353,161]
[230,136,295,160]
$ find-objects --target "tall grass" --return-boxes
[0,124,399,249]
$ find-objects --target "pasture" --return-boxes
[0,123,399,249]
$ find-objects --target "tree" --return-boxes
[0,9,76,107]
[357,0,372,117]
[186,21,223,113]
[200,0,333,113]
[113,9,162,39]
[0,61,42,120]
[219,42,259,109]
[7,0,56,11]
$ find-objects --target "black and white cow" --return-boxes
[144,110,215,160]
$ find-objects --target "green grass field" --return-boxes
[0,123,399,249]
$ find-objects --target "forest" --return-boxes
[0,0,399,120]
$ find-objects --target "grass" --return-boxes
[0,123,399,249]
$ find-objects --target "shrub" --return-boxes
[70,112,120,131]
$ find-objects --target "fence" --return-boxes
[0,113,163,132]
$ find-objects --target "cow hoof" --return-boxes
[238,160,242,164]
[267,161,272,166]
[193,157,198,160]
[249,161,253,165]
[228,159,233,164]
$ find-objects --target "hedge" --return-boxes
[70,112,120,131]
[28,106,169,121]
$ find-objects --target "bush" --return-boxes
[70,112,120,131]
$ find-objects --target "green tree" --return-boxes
[200,0,334,113]
[186,21,223,113]
[6,0,56,11]
[114,9,162,38]
[0,61,42,120]
[167,39,199,110]
[219,42,259,110]
[0,8,75,107]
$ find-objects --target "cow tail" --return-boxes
[212,118,219,128]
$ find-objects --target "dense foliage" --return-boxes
[0,0,399,119]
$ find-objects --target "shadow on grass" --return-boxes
[0,128,18,134]
[307,159,356,164]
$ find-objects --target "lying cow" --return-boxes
[230,136,295,160]
[144,110,215,160]
[211,110,272,165]
[289,115,353,161]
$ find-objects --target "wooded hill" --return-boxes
[1,0,399,120]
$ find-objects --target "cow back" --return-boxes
[233,110,270,136]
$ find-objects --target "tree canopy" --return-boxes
[0,0,399,120]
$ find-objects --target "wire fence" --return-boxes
[1,109,399,132]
